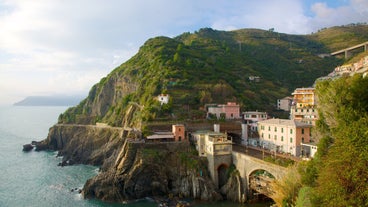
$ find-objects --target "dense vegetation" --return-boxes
[59,25,368,128]
[271,74,368,207]
[297,74,368,206]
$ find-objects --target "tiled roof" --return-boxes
[258,118,312,127]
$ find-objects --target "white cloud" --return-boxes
[0,0,367,105]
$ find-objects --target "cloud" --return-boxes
[0,0,367,105]
[308,0,368,31]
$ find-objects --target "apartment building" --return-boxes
[258,118,312,156]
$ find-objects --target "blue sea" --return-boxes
[0,106,269,207]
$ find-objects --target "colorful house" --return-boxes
[290,88,318,125]
[207,102,240,119]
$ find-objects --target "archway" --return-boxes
[248,169,275,202]
[217,164,229,188]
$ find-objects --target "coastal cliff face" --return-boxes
[37,124,124,166]
[83,141,222,202]
[37,125,222,202]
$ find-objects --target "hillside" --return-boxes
[58,25,368,128]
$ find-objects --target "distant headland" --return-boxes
[14,95,83,106]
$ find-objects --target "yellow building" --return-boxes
[290,87,318,125]
[291,87,315,108]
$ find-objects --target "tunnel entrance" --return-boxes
[217,164,229,188]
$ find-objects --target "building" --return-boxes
[257,118,312,156]
[172,124,186,141]
[192,131,232,157]
[146,132,174,142]
[207,102,240,120]
[301,142,318,158]
[290,88,318,125]
[192,130,233,187]
[277,96,293,111]
[157,94,169,105]
[291,88,316,107]
[146,124,186,142]
[242,111,268,146]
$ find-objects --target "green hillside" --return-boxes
[58,25,368,127]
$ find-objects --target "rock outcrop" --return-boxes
[83,141,222,202]
[35,124,124,166]
[221,170,245,203]
[36,124,222,203]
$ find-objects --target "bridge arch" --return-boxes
[232,151,287,200]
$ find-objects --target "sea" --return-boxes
[0,106,270,207]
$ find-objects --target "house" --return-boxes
[291,88,316,108]
[277,96,293,111]
[172,124,186,141]
[207,102,240,119]
[192,130,232,157]
[290,88,318,125]
[301,142,318,158]
[257,118,312,157]
[157,94,169,105]
[242,111,268,145]
[146,124,186,142]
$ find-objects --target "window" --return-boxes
[281,136,284,142]
[295,109,298,112]
[302,128,304,134]
[302,137,304,143]
[262,133,264,138]
[290,138,293,143]
[274,127,277,132]
[290,129,293,134]
[268,126,270,131]
[281,128,284,133]
[268,134,270,139]
[274,135,277,140]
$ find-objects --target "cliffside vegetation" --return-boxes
[270,73,368,207]
[295,74,368,207]
[58,25,368,128]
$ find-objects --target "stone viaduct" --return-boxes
[232,151,287,197]
[208,148,288,200]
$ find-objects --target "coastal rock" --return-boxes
[220,170,245,203]
[38,124,124,166]
[82,141,222,202]
[22,144,34,152]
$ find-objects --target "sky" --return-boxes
[0,0,367,105]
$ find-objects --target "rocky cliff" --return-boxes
[36,125,222,203]
[36,124,124,166]
[83,141,222,202]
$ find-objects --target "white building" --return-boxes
[242,111,268,146]
[157,94,169,105]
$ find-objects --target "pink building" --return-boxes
[172,124,186,141]
[207,102,240,120]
